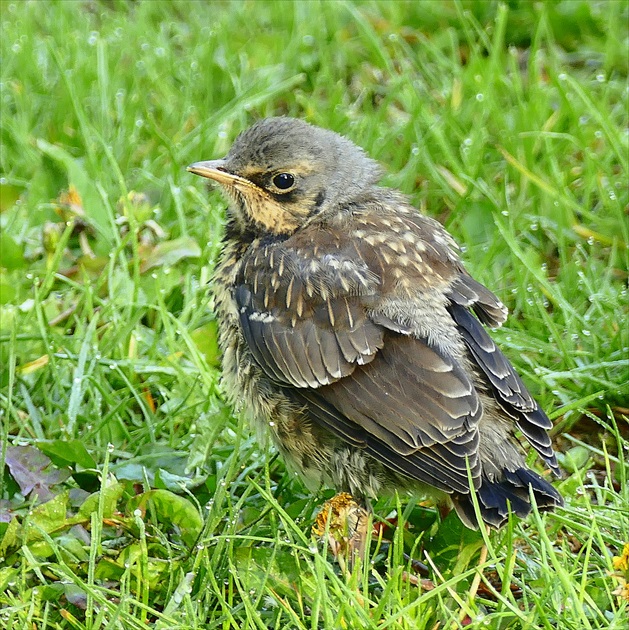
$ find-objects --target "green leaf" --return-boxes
[0,233,25,269]
[0,182,21,213]
[23,492,69,542]
[190,320,221,367]
[35,138,113,243]
[0,518,21,556]
[557,445,591,473]
[139,236,201,273]
[0,278,17,305]
[111,450,205,489]
[75,476,124,522]
[36,440,97,469]
[128,489,202,547]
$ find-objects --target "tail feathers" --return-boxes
[452,467,563,529]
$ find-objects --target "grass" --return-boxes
[1,0,628,628]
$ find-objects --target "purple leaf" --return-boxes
[5,445,71,502]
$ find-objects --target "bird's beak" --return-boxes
[187,159,251,187]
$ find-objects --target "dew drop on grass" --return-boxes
[134,509,142,517]
[582,329,591,336]
[107,443,115,452]
[501,210,509,216]
[109,364,116,370]
[475,93,484,101]
[87,31,99,45]
[530,223,538,231]
[596,74,605,82]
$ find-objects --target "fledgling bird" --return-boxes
[188,117,563,532]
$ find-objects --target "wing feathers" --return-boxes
[233,227,558,504]
[449,303,558,471]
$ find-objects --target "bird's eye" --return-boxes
[272,173,295,191]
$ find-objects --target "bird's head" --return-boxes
[188,117,382,237]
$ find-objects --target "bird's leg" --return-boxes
[312,492,370,573]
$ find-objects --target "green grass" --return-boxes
[1,0,628,628]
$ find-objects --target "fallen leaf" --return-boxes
[5,445,70,502]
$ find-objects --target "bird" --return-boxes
[188,117,563,539]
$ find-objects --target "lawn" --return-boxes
[1,1,628,628]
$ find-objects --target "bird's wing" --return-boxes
[234,218,485,492]
[448,303,558,471]
[234,237,385,389]
[289,333,482,493]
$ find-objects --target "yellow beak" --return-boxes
[187,160,253,188]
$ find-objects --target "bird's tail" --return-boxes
[452,467,563,529]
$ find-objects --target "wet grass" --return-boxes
[1,1,628,628]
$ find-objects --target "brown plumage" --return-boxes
[188,117,562,529]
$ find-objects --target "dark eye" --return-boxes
[272,173,295,190]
